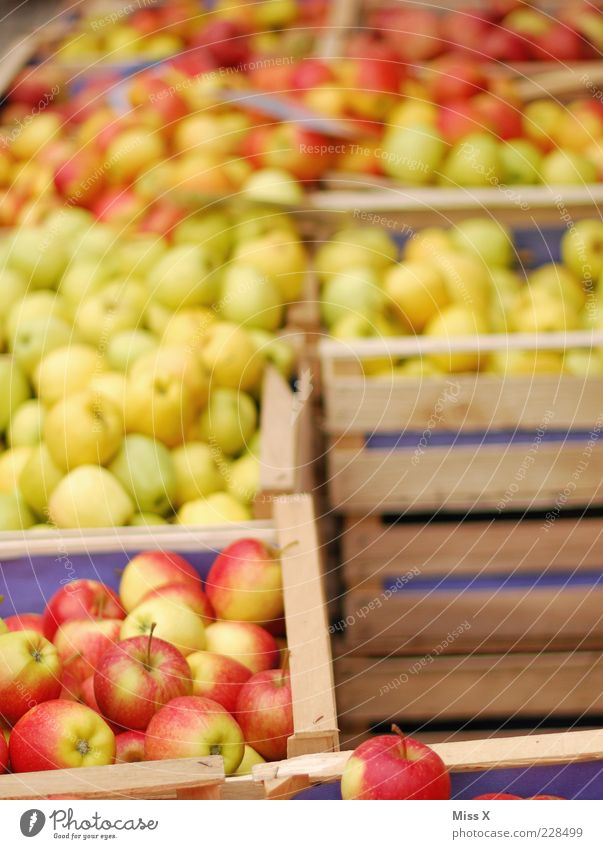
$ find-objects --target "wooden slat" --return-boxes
[335,653,603,726]
[0,756,224,801]
[274,495,339,756]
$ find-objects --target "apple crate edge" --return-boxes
[0,493,340,800]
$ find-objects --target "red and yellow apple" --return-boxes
[186,650,252,712]
[42,579,125,640]
[0,630,62,725]
[204,621,279,674]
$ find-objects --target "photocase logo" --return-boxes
[20,810,46,837]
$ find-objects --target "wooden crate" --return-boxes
[0,494,339,800]
[246,728,603,799]
[338,514,603,655]
[320,331,603,515]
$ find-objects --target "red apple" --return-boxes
[291,59,335,90]
[191,20,251,68]
[144,695,245,774]
[345,57,403,120]
[94,632,192,731]
[341,727,451,800]
[0,630,62,725]
[59,670,86,703]
[483,25,530,61]
[473,93,523,140]
[441,10,491,53]
[8,68,63,107]
[531,22,584,61]
[204,621,279,674]
[428,54,487,103]
[437,100,485,143]
[0,732,7,773]
[531,795,567,800]
[168,48,216,79]
[374,8,442,61]
[9,699,115,772]
[138,202,186,239]
[4,613,44,634]
[206,538,284,623]
[261,124,333,181]
[42,580,124,640]
[119,550,201,612]
[54,150,105,206]
[115,730,146,763]
[130,8,160,35]
[474,793,523,799]
[128,75,189,124]
[54,618,122,683]
[235,661,293,760]
[187,650,251,712]
[139,582,214,626]
[90,186,145,225]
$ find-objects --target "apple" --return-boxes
[513,287,580,333]
[109,435,176,516]
[0,630,62,724]
[206,538,284,624]
[44,390,123,471]
[120,597,206,657]
[0,269,27,319]
[472,93,523,142]
[34,344,100,407]
[204,621,279,674]
[314,228,397,281]
[0,447,32,493]
[220,265,284,332]
[376,8,442,61]
[483,26,529,61]
[531,795,567,800]
[10,316,73,379]
[234,744,265,775]
[441,133,503,187]
[424,304,489,373]
[522,99,565,151]
[48,466,135,528]
[440,9,490,53]
[321,267,385,328]
[18,443,63,517]
[144,695,244,774]
[380,124,446,184]
[561,219,603,281]
[451,218,514,268]
[192,19,251,67]
[231,231,308,302]
[6,227,67,290]
[115,730,146,763]
[186,650,251,712]
[528,264,586,313]
[473,793,522,800]
[112,234,166,278]
[437,100,484,145]
[105,128,165,185]
[95,631,192,730]
[9,112,62,160]
[106,330,157,373]
[124,363,195,448]
[58,262,110,310]
[291,59,335,90]
[532,21,583,61]
[0,731,7,773]
[7,292,70,342]
[148,244,220,310]
[500,139,543,184]
[119,550,201,613]
[177,492,252,525]
[541,150,597,184]
[0,492,35,530]
[235,661,293,760]
[54,618,122,684]
[242,168,304,206]
[4,613,44,634]
[172,211,232,261]
[91,187,144,226]
[42,579,124,640]
[0,356,31,433]
[9,699,115,772]
[227,452,260,505]
[130,347,209,410]
[428,55,486,104]
[171,441,226,506]
[341,727,451,800]
[54,149,105,206]
[199,388,258,456]
[384,261,449,332]
[140,583,214,627]
[75,282,148,347]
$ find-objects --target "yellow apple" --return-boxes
[403,227,455,263]
[384,261,449,331]
[76,282,148,347]
[199,388,258,456]
[0,446,32,493]
[177,492,251,525]
[431,251,492,313]
[220,264,284,331]
[124,364,195,448]
[231,231,309,301]
[120,597,206,656]
[424,304,489,373]
[44,390,123,470]
[34,345,101,406]
[148,245,220,309]
[171,442,226,506]
[199,322,264,391]
[48,466,134,528]
[18,443,63,517]
[242,168,304,205]
[161,308,216,350]
[315,227,397,281]
[7,399,45,447]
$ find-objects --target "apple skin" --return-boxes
[9,699,115,772]
[140,583,214,627]
[187,650,252,712]
[42,579,125,640]
[235,744,265,775]
[145,695,245,774]
[206,538,284,624]
[235,667,293,760]
[0,732,8,773]
[204,621,280,674]
[94,634,192,731]
[115,730,146,764]
[341,732,451,800]
[0,630,62,725]
[4,613,44,634]
[120,597,206,657]
[473,793,523,799]
[54,619,122,684]
[531,795,567,800]
[119,550,201,613]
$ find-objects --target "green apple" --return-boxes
[9,316,73,377]
[58,261,112,308]
[68,223,118,263]
[220,265,284,331]
[88,372,127,414]
[7,399,45,447]
[6,227,68,289]
[112,233,166,278]
[488,349,564,376]
[320,267,385,328]
[200,322,264,391]
[107,330,157,372]
[431,251,492,313]
[0,491,35,530]
[199,388,257,456]
[131,346,209,409]
[48,465,134,528]
[76,282,147,347]
[565,349,603,376]
[227,452,259,505]
[232,207,298,245]
[561,219,603,281]
[0,446,32,493]
[124,365,195,448]
[0,268,27,319]
[231,231,308,301]
[380,123,446,183]
[541,150,597,185]
[145,302,174,336]
[490,268,523,329]
[34,344,101,406]
[44,390,123,470]
[512,287,580,333]
[403,227,455,263]
[148,245,220,309]
[315,227,397,281]
[109,434,176,515]
[177,492,251,525]
[18,443,63,517]
[161,308,216,350]
[248,330,295,380]
[7,292,69,341]
[528,264,586,312]
[242,168,304,205]
[500,139,542,184]
[120,597,206,656]
[173,212,233,263]
[0,356,30,432]
[129,512,167,526]
[384,261,449,331]
[331,312,404,374]
[44,208,95,243]
[441,133,503,187]
[451,218,514,268]
[171,441,226,505]
[424,304,489,372]
[235,744,266,775]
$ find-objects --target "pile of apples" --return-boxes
[0,542,292,776]
[318,217,603,375]
[0,204,305,531]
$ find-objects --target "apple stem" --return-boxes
[146,622,157,669]
[268,540,299,559]
[391,724,407,759]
